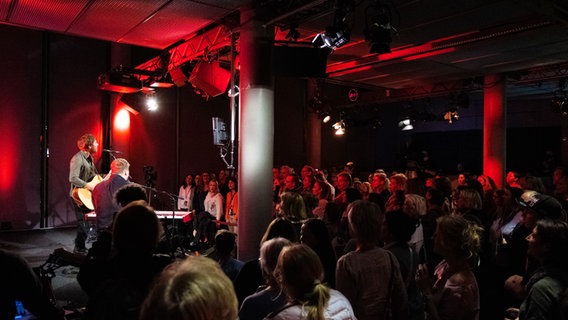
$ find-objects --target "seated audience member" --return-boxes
[209,230,243,281]
[416,215,483,320]
[300,218,337,288]
[192,179,224,247]
[266,244,356,320]
[141,256,238,320]
[336,200,408,320]
[0,249,64,320]
[518,218,568,320]
[78,200,173,320]
[239,238,292,320]
[233,218,298,305]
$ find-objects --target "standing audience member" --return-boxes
[415,215,483,320]
[79,201,173,320]
[385,173,407,212]
[369,172,391,213]
[177,173,195,211]
[518,218,568,320]
[312,180,333,219]
[267,244,356,320]
[209,230,243,281]
[300,218,337,288]
[336,200,408,320]
[383,210,424,320]
[506,171,523,189]
[239,238,292,320]
[225,176,239,233]
[140,256,238,320]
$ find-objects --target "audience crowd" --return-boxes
[7,163,568,320]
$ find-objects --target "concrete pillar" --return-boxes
[483,74,506,188]
[237,5,275,261]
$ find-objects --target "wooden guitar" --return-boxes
[72,175,103,210]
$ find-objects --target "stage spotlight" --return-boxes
[443,110,459,123]
[146,94,158,111]
[364,3,393,54]
[333,120,346,135]
[398,118,413,131]
[323,115,331,123]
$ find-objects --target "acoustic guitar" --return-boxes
[72,175,103,210]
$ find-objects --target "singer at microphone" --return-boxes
[103,149,122,154]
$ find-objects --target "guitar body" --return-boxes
[72,175,103,210]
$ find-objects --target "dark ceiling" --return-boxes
[2,0,568,102]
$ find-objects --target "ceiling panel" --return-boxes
[9,0,89,31]
[119,0,233,49]
[67,0,169,44]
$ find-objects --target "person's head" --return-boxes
[274,244,330,320]
[77,133,98,154]
[477,175,496,192]
[112,200,162,255]
[301,165,315,179]
[519,191,566,229]
[227,176,237,191]
[359,181,372,195]
[115,184,148,207]
[208,180,219,194]
[284,174,300,191]
[303,175,315,191]
[454,187,482,212]
[184,174,194,187]
[201,172,211,185]
[522,175,546,194]
[280,192,307,220]
[140,256,237,320]
[260,217,299,245]
[280,165,293,180]
[403,194,427,219]
[300,218,332,251]
[434,215,483,261]
[273,168,280,180]
[260,237,293,287]
[457,173,467,186]
[384,209,417,243]
[312,180,332,201]
[371,172,390,192]
[336,172,352,192]
[110,158,130,177]
[526,218,568,268]
[195,174,202,187]
[389,173,407,193]
[506,171,521,186]
[218,169,228,181]
[425,188,445,207]
[215,230,237,258]
[348,200,382,246]
[345,187,362,203]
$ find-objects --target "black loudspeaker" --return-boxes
[272,46,330,78]
[189,61,231,97]
[169,67,187,87]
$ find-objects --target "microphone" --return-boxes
[103,149,122,154]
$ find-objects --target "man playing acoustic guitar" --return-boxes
[69,133,100,254]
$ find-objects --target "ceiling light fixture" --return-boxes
[146,93,158,111]
[363,2,395,54]
[333,120,346,135]
[398,118,413,131]
[312,0,354,50]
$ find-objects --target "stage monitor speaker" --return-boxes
[272,46,330,78]
[169,67,187,87]
[189,61,231,97]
